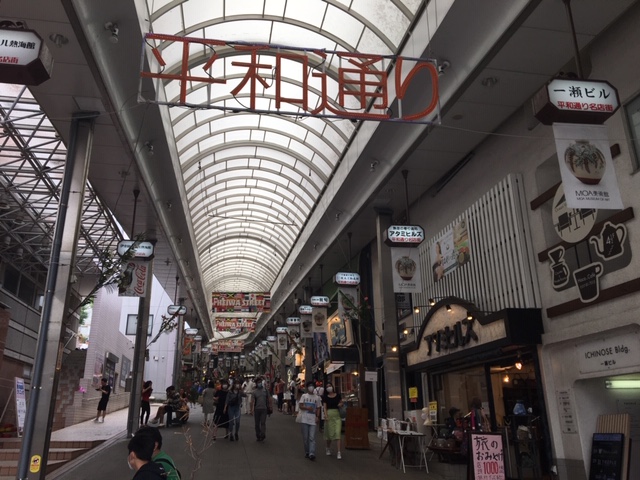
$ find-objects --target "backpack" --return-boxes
[155,457,181,479]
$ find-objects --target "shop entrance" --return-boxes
[430,351,551,479]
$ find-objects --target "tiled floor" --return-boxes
[43,404,448,480]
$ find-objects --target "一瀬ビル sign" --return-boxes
[533,78,619,125]
[141,34,440,123]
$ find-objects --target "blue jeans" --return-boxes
[228,405,241,435]
[301,423,317,456]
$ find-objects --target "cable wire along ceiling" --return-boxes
[143,0,424,295]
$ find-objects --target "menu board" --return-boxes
[589,433,624,480]
[469,433,506,480]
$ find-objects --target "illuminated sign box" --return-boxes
[0,28,53,86]
[384,225,425,246]
[334,272,360,285]
[533,78,619,125]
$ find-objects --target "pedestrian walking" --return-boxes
[298,381,322,460]
[201,380,216,427]
[140,380,153,426]
[94,378,111,423]
[242,377,254,415]
[224,381,243,441]
[323,382,344,459]
[213,379,230,440]
[250,376,273,441]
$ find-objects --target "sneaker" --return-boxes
[337,452,342,460]
[309,455,315,461]
[93,419,99,423]
[99,419,104,423]
[326,448,331,456]
[305,453,309,458]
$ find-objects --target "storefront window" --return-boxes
[433,365,489,425]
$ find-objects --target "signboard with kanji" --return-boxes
[0,28,52,86]
[141,34,440,124]
[384,225,425,246]
[533,78,619,125]
[469,433,506,480]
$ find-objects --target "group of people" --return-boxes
[147,385,190,427]
[297,380,344,461]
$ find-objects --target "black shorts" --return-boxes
[97,398,109,411]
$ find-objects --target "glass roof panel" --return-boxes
[144,0,423,296]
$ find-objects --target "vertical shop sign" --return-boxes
[553,123,623,210]
[15,377,26,437]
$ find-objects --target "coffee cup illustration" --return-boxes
[573,262,603,303]
[302,320,312,332]
[396,256,417,280]
[313,312,325,326]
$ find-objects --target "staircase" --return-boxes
[0,438,104,478]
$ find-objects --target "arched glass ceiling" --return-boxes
[145,0,424,293]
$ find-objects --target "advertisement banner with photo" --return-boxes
[391,248,422,293]
[431,216,471,283]
[277,332,288,350]
[300,313,313,339]
[311,307,327,333]
[332,287,357,347]
[211,292,271,313]
[118,260,150,297]
[313,332,330,365]
[214,317,257,332]
[553,123,623,210]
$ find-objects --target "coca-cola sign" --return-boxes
[118,260,149,297]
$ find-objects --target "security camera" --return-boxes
[438,60,450,75]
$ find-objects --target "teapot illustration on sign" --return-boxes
[590,221,626,260]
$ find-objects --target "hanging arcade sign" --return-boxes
[140,34,440,124]
[214,317,257,332]
[211,292,271,313]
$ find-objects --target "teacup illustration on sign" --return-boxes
[548,246,569,289]
[573,262,603,303]
[590,221,626,260]
[396,256,417,280]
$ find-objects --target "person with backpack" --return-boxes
[126,432,166,480]
[224,380,243,441]
[134,426,181,479]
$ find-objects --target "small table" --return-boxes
[395,430,429,473]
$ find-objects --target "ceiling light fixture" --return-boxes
[503,374,510,383]
[515,360,523,370]
[104,22,119,44]
[604,379,640,389]
[445,304,452,312]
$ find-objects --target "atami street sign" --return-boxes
[384,225,425,246]
[0,28,53,86]
[141,34,440,124]
[533,78,619,125]
[117,240,155,259]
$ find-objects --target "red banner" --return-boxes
[141,35,439,123]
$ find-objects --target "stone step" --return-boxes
[0,439,104,476]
